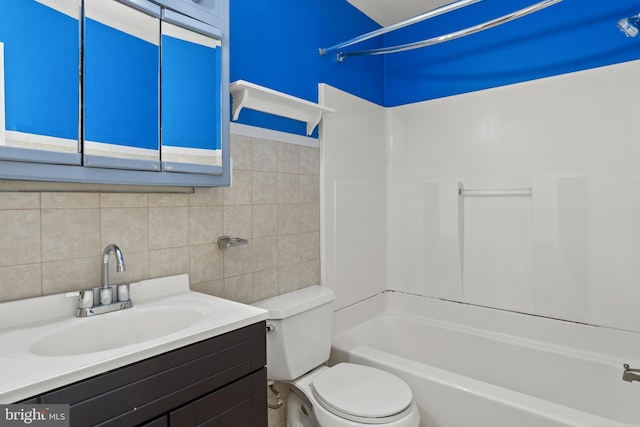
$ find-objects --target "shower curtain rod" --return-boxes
[332,0,563,62]
[319,0,481,56]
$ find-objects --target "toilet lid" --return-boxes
[311,363,413,423]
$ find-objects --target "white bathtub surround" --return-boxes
[532,176,640,330]
[463,192,534,312]
[319,84,387,310]
[422,182,464,300]
[331,291,640,427]
[321,58,640,334]
[385,59,640,331]
[531,176,590,322]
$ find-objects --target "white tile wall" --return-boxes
[1,131,309,427]
[322,59,640,333]
[0,131,320,305]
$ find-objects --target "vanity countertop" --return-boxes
[0,274,268,403]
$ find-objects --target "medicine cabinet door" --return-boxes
[0,0,80,165]
[83,0,161,171]
[160,12,223,175]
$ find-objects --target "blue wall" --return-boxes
[230,0,383,136]
[0,1,78,141]
[383,0,640,106]
[231,0,640,134]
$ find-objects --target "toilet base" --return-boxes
[286,391,316,427]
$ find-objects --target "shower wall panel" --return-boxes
[387,59,640,332]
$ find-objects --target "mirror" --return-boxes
[0,0,229,187]
[0,0,80,162]
[83,0,160,170]
[161,11,223,174]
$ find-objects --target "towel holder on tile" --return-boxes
[217,236,249,249]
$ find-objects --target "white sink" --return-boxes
[30,301,216,357]
[0,274,268,403]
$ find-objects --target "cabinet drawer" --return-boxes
[141,416,168,427]
[39,322,266,426]
[170,369,266,427]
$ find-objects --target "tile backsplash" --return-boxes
[0,133,320,304]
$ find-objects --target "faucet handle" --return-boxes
[78,290,94,309]
[117,284,130,302]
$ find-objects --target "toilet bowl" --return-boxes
[252,286,420,427]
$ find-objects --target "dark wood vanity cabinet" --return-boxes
[23,322,267,427]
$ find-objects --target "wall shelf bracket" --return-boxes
[229,80,335,135]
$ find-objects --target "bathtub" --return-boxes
[330,291,640,427]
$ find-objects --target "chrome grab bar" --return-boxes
[217,235,249,249]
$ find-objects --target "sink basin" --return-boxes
[0,273,268,403]
[31,301,216,357]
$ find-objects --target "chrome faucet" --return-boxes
[623,364,640,382]
[101,244,126,304]
[76,244,132,317]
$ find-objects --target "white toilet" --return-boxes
[253,286,420,427]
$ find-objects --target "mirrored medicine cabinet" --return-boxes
[0,0,229,187]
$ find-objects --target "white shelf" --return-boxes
[229,80,335,136]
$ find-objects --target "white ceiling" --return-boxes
[346,0,456,26]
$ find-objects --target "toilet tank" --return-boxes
[252,286,335,381]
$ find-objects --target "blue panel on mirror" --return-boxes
[161,34,221,151]
[0,0,78,140]
[84,18,159,151]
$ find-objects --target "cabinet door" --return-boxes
[83,0,161,171]
[160,11,223,175]
[169,369,267,427]
[0,0,80,165]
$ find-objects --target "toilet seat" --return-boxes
[311,363,414,424]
